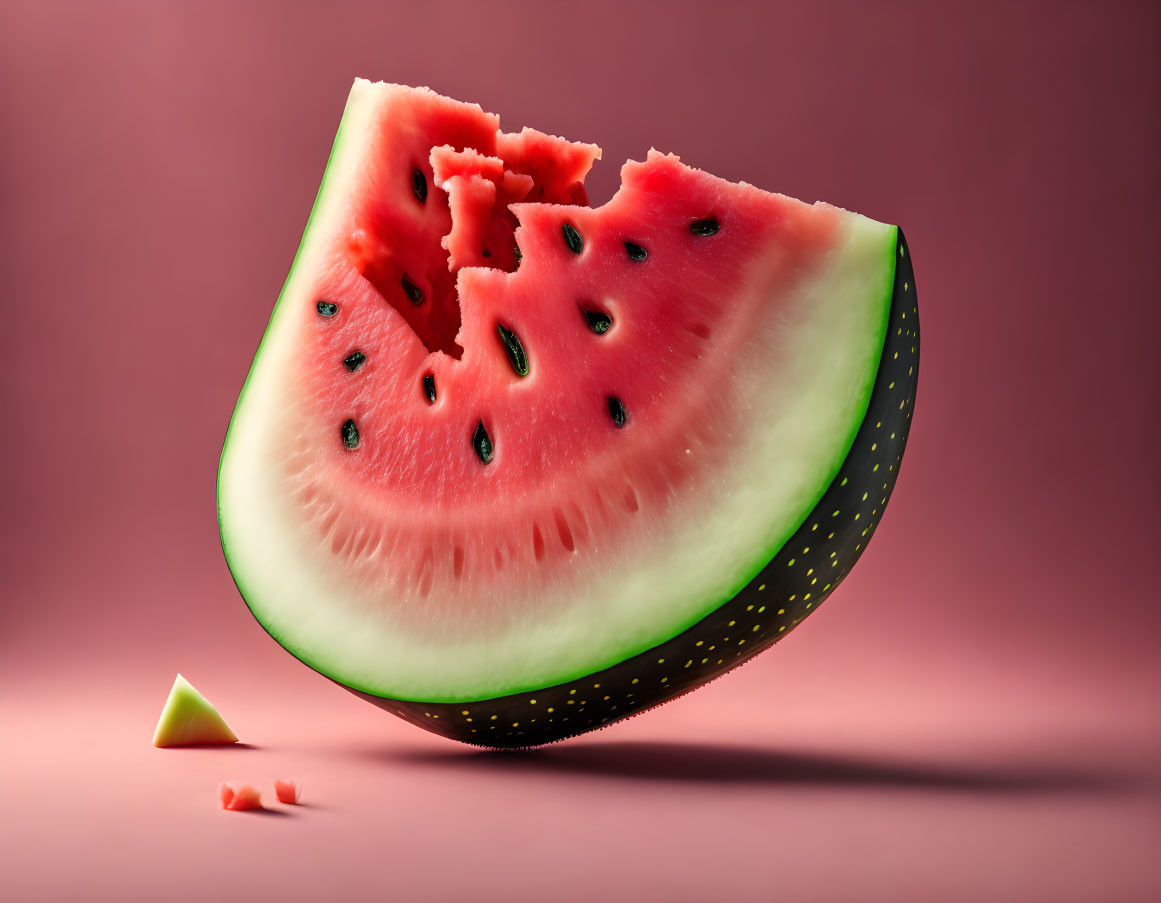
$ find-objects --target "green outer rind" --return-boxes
[346,229,917,747]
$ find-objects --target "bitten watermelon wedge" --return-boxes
[218,80,919,748]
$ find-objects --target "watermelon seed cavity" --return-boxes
[497,324,529,376]
[341,419,360,449]
[481,249,492,258]
[400,274,424,305]
[343,351,366,372]
[607,396,628,427]
[690,218,720,236]
[412,168,427,203]
[473,420,494,464]
[423,373,437,403]
[624,241,648,261]
[316,299,338,317]
[582,308,613,334]
[562,223,583,255]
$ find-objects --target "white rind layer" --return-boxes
[218,81,894,702]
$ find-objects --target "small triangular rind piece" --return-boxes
[152,674,238,747]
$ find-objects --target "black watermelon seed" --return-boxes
[513,243,522,265]
[562,223,583,255]
[624,241,648,261]
[423,373,437,403]
[481,249,492,259]
[343,351,366,372]
[412,168,427,203]
[690,218,720,236]
[607,396,628,427]
[316,300,338,317]
[497,324,529,376]
[341,419,360,449]
[473,420,494,463]
[401,274,424,305]
[582,308,613,334]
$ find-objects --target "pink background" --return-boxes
[2,2,1159,901]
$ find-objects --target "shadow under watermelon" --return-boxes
[366,739,1146,795]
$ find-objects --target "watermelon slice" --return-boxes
[153,674,238,747]
[218,80,919,748]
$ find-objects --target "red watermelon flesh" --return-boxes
[218,81,918,747]
[348,110,598,356]
[274,779,301,805]
[220,784,263,811]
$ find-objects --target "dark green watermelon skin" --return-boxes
[348,228,919,748]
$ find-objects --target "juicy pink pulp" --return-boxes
[219,783,262,811]
[347,96,598,357]
[274,779,301,804]
[280,86,841,626]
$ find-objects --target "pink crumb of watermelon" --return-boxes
[219,783,263,811]
[217,782,235,809]
[274,779,300,804]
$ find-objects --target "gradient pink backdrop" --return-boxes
[2,2,1159,901]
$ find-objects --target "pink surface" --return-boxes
[1,2,1159,901]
